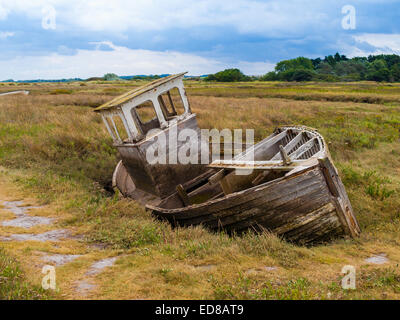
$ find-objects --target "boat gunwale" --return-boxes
[146,162,321,214]
[211,125,327,169]
[147,126,329,214]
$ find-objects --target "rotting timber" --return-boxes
[147,126,361,244]
[95,74,360,244]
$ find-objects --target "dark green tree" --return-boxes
[311,58,322,68]
[316,62,334,74]
[324,55,337,67]
[202,53,400,83]
[103,73,120,81]
[290,69,315,81]
[205,69,249,82]
[279,68,315,81]
[275,57,314,72]
[368,54,400,68]
[335,60,368,78]
[260,71,278,81]
[391,63,400,82]
[366,59,391,82]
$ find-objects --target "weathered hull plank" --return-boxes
[144,127,360,244]
[148,156,360,244]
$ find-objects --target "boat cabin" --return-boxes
[94,73,208,200]
[94,72,193,144]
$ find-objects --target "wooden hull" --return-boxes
[112,160,162,206]
[116,114,208,198]
[147,157,360,244]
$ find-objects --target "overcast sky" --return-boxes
[0,0,399,80]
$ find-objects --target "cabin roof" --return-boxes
[94,72,187,112]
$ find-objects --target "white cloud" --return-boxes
[0,42,273,80]
[0,0,330,36]
[338,33,400,58]
[353,33,400,55]
[0,2,10,20]
[344,46,387,58]
[237,60,275,75]
[0,31,14,39]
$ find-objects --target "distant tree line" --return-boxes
[205,53,400,82]
[85,74,167,81]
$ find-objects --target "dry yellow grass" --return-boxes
[0,81,399,299]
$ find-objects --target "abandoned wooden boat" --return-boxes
[95,74,360,243]
[147,126,361,244]
[94,73,210,204]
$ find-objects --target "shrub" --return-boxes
[260,71,278,81]
[275,57,314,72]
[279,68,315,82]
[205,69,250,82]
[103,73,120,81]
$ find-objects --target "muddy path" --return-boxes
[0,182,120,299]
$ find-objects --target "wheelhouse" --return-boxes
[94,72,208,200]
[94,72,192,144]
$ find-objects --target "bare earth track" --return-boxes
[0,179,119,299]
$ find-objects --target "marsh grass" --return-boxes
[0,248,49,300]
[186,81,400,105]
[213,275,313,300]
[0,81,400,299]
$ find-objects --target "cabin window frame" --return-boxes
[116,75,192,142]
[101,111,132,144]
[133,99,158,125]
[158,90,177,119]
[129,99,162,137]
[157,86,189,121]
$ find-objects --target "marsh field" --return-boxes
[0,80,400,300]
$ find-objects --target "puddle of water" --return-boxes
[365,254,389,265]
[1,201,52,228]
[42,254,82,266]
[2,216,53,228]
[194,264,217,271]
[85,257,118,276]
[1,229,70,242]
[3,201,40,215]
[2,201,25,217]
[74,257,118,295]
[264,266,277,271]
[75,280,97,295]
